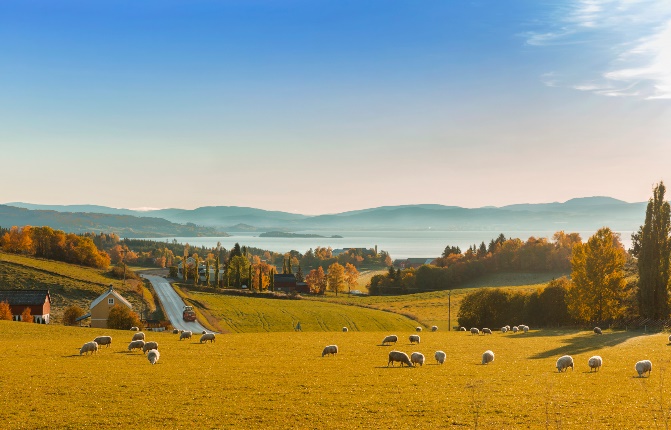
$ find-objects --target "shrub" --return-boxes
[21,307,33,323]
[0,301,12,320]
[63,305,86,326]
[106,305,141,330]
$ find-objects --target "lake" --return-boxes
[142,230,634,259]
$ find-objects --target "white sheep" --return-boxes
[588,356,603,372]
[130,326,139,331]
[381,335,398,346]
[522,325,529,333]
[411,352,425,366]
[200,333,216,343]
[142,341,159,353]
[179,330,192,341]
[482,328,492,335]
[93,336,112,348]
[409,334,421,344]
[636,360,652,377]
[481,350,495,365]
[501,327,508,333]
[79,341,98,356]
[132,332,145,342]
[342,327,348,332]
[505,325,510,331]
[322,345,338,357]
[470,328,480,335]
[431,326,438,332]
[434,350,446,365]
[147,349,160,365]
[128,340,145,352]
[416,326,423,332]
[594,327,602,335]
[512,326,519,333]
[556,355,574,372]
[387,350,413,367]
[459,327,467,332]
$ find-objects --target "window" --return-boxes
[108,298,114,305]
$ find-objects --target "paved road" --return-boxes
[143,275,210,333]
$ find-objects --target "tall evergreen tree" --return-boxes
[633,182,671,319]
[288,257,293,274]
[205,261,211,286]
[215,255,220,287]
[248,264,252,288]
[270,268,275,292]
[296,264,304,282]
[258,269,263,291]
[282,259,288,274]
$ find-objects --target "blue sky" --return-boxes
[1,0,670,214]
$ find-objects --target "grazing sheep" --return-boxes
[142,341,159,353]
[382,335,398,346]
[409,334,421,344]
[588,356,603,372]
[482,328,492,335]
[636,360,652,377]
[79,341,98,356]
[431,326,438,332]
[322,345,338,357]
[556,355,574,372]
[172,329,179,335]
[200,333,216,343]
[416,327,422,332]
[481,350,495,365]
[147,349,160,365]
[202,331,207,335]
[411,352,425,366]
[179,330,192,341]
[512,326,519,333]
[594,327,602,335]
[93,336,112,348]
[523,326,529,333]
[501,327,508,333]
[132,332,145,342]
[128,340,145,352]
[130,326,139,331]
[387,350,413,367]
[434,350,446,365]
[342,327,348,332]
[505,325,510,331]
[459,327,467,332]
[470,328,480,335]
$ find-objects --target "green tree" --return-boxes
[205,261,211,286]
[227,256,249,289]
[633,182,671,319]
[270,268,275,292]
[568,227,627,323]
[215,255,221,287]
[194,254,200,286]
[296,264,304,282]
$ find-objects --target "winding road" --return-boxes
[143,274,210,333]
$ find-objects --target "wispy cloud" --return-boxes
[526,0,671,100]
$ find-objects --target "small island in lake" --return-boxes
[259,231,343,239]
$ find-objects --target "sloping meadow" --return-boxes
[1,321,670,428]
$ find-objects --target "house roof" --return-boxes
[274,274,297,281]
[75,312,91,322]
[406,258,433,264]
[0,289,51,306]
[90,287,133,310]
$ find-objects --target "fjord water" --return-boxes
[146,230,634,259]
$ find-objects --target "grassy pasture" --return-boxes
[3,320,671,429]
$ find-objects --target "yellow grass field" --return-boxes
[3,320,671,429]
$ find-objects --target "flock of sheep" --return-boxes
[321,324,657,377]
[78,327,217,365]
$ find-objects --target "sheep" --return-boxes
[142,341,159,353]
[482,328,492,335]
[522,325,529,334]
[636,360,652,377]
[556,355,574,372]
[93,336,112,348]
[505,325,510,331]
[470,328,480,335]
[481,350,495,365]
[342,327,348,332]
[79,341,98,356]
[381,335,398,346]
[128,340,145,352]
[416,326,422,332]
[411,352,425,366]
[434,350,446,365]
[459,327,467,332]
[387,350,413,367]
[668,334,671,343]
[130,326,139,331]
[147,349,160,365]
[322,345,338,357]
[172,329,179,335]
[179,330,192,341]
[202,331,207,335]
[132,332,145,342]
[594,327,602,335]
[588,356,603,372]
[431,326,438,332]
[200,333,216,343]
[409,334,421,344]
[512,326,519,333]
[501,327,508,333]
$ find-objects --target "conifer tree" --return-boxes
[270,268,275,292]
[215,255,220,287]
[296,264,304,282]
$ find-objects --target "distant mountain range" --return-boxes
[2,196,648,237]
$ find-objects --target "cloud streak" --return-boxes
[527,0,671,100]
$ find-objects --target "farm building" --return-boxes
[0,289,51,323]
[274,274,297,293]
[88,286,133,328]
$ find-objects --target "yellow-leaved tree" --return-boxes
[327,263,346,296]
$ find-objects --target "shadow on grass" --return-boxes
[528,330,645,359]
[374,366,415,369]
[62,354,81,358]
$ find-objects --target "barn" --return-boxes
[0,289,51,323]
